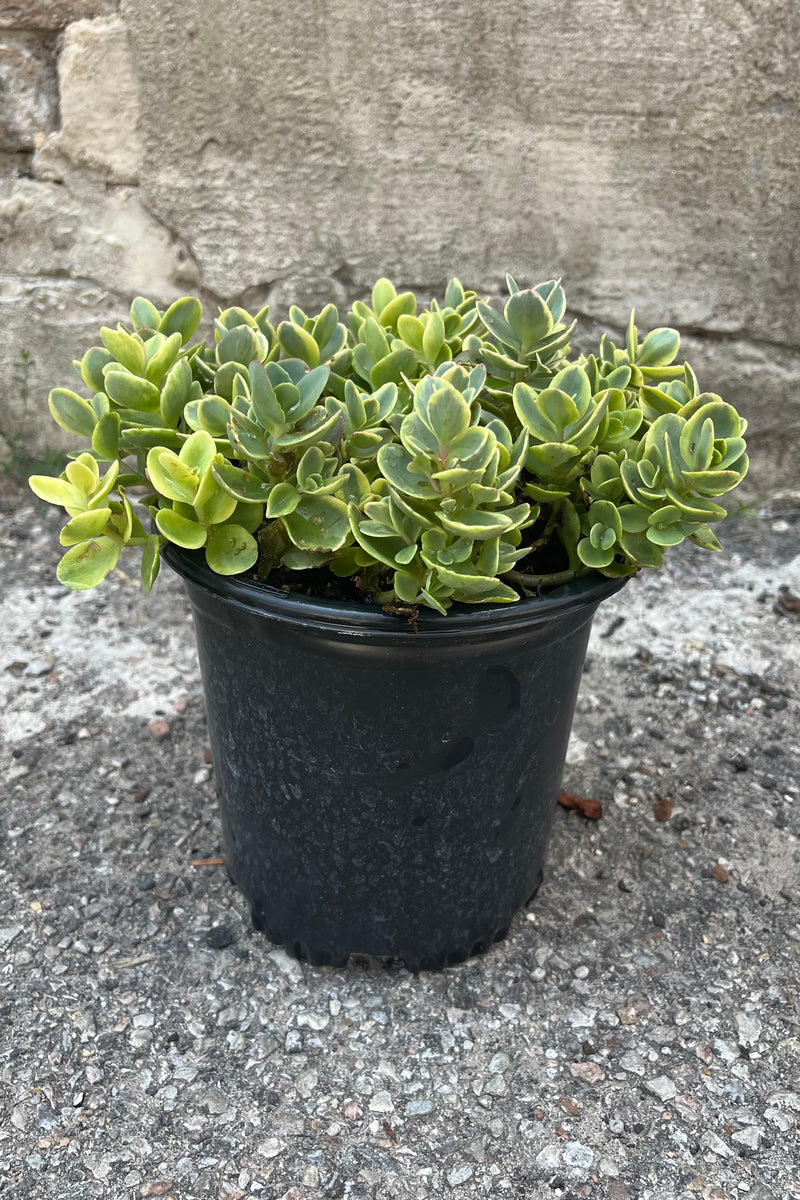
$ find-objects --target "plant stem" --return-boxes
[502,566,589,590]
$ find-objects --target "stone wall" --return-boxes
[1,0,798,493]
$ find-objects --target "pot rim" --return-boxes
[164,545,628,638]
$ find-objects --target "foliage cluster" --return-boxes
[30,277,749,612]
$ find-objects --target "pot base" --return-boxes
[245,871,544,972]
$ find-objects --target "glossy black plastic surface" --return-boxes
[166,547,624,969]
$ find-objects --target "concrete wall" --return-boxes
[1,0,797,493]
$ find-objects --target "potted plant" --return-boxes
[28,275,749,969]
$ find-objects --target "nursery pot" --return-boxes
[166,547,624,971]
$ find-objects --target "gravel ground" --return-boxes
[1,479,799,1200]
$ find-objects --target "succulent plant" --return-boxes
[30,276,749,612]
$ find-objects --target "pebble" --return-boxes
[205,925,234,950]
[296,1069,318,1098]
[284,1031,303,1054]
[567,1008,597,1028]
[535,1146,562,1170]
[569,1061,606,1084]
[619,1051,646,1076]
[405,1099,434,1116]
[24,658,54,676]
[736,1011,762,1047]
[368,1090,394,1113]
[296,1010,329,1030]
[446,1164,474,1186]
[732,1125,762,1150]
[562,1141,595,1170]
[198,1087,229,1114]
[0,927,23,951]
[701,1130,734,1158]
[257,1138,285,1159]
[488,1051,510,1074]
[645,1075,677,1101]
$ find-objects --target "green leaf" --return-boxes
[504,290,553,351]
[100,327,146,375]
[588,500,623,539]
[513,383,554,441]
[377,444,437,499]
[156,507,208,548]
[248,360,284,431]
[266,482,301,518]
[91,411,120,459]
[205,524,258,574]
[394,544,419,566]
[619,504,650,533]
[439,508,514,540]
[577,538,616,569]
[533,279,567,323]
[91,458,120,504]
[64,456,98,494]
[141,533,161,592]
[422,312,445,363]
[283,494,350,551]
[217,324,262,367]
[638,327,680,367]
[378,291,416,331]
[426,386,471,445]
[278,321,321,367]
[476,301,520,350]
[146,447,200,504]
[526,442,582,474]
[130,297,161,330]
[57,536,121,590]
[370,348,416,389]
[397,314,425,353]
[551,364,591,410]
[625,310,638,361]
[282,549,335,570]
[295,364,330,408]
[28,472,79,506]
[195,396,232,438]
[371,278,396,317]
[429,560,515,601]
[59,507,112,545]
[159,297,202,345]
[690,524,722,551]
[227,500,263,533]
[179,429,216,474]
[640,385,683,421]
[79,347,116,393]
[193,469,238,525]
[104,371,161,412]
[646,524,686,547]
[159,358,192,426]
[213,458,273,502]
[312,304,339,351]
[119,427,183,452]
[144,331,182,382]
[48,388,98,438]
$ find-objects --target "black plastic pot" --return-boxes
[165,546,624,970]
